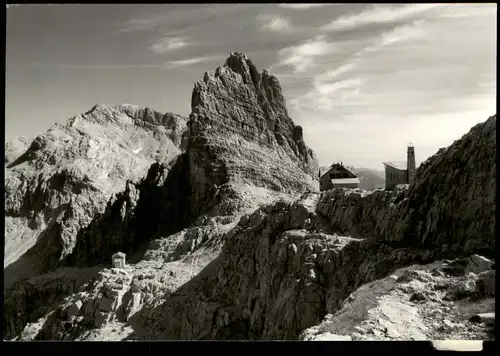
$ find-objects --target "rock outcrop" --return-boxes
[317,115,496,253]
[129,115,496,340]
[189,53,318,199]
[300,258,495,341]
[4,104,188,286]
[5,136,30,165]
[64,52,319,269]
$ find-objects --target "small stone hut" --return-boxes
[112,252,126,269]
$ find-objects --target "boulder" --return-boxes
[469,312,495,325]
[475,270,495,297]
[465,254,494,274]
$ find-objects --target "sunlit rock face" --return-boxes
[4,104,188,284]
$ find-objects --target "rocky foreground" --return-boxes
[3,53,496,341]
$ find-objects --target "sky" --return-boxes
[6,3,497,170]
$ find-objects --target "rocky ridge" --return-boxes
[4,105,188,286]
[3,53,495,341]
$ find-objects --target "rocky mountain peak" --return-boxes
[190,54,318,194]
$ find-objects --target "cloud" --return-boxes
[283,3,495,168]
[315,78,364,96]
[292,77,364,112]
[258,14,291,33]
[277,4,337,10]
[278,35,336,73]
[322,4,442,32]
[323,62,357,81]
[166,55,223,69]
[360,19,426,54]
[289,20,428,113]
[150,37,189,54]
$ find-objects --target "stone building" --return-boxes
[112,252,126,269]
[382,144,416,190]
[319,163,360,191]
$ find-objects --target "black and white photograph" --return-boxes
[4,3,496,350]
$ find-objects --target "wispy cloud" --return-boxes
[293,77,364,112]
[316,78,364,97]
[166,55,223,69]
[359,19,426,55]
[150,37,189,54]
[289,20,428,113]
[278,4,337,10]
[322,4,443,31]
[279,3,495,168]
[278,35,338,73]
[258,14,292,33]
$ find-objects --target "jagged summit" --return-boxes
[190,53,318,196]
[198,53,288,116]
[79,103,186,129]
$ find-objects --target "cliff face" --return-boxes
[395,116,495,251]
[4,104,188,286]
[64,53,320,269]
[132,195,448,340]
[187,53,318,216]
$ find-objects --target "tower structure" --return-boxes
[407,142,416,184]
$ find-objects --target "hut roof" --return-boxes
[383,161,407,171]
